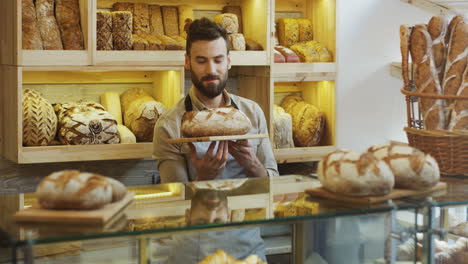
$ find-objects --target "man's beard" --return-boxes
[191,68,228,99]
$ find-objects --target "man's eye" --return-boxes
[215,59,223,63]
[196,59,206,64]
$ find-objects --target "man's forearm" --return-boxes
[244,158,268,178]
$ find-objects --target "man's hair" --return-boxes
[190,189,228,210]
[186,17,229,55]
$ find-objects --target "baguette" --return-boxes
[36,0,63,50]
[428,16,448,84]
[400,25,412,89]
[22,0,43,50]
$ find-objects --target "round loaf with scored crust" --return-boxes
[318,149,394,196]
[181,107,252,137]
[368,141,440,190]
[36,170,127,210]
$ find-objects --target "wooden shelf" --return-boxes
[391,62,403,80]
[401,0,468,15]
[274,146,336,163]
[272,62,336,82]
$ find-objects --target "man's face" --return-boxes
[185,38,231,98]
[186,190,230,225]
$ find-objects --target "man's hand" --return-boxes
[228,140,268,178]
[189,141,229,181]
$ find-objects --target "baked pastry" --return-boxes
[318,149,395,196]
[181,107,252,137]
[97,11,113,50]
[305,41,332,62]
[428,16,448,83]
[178,5,194,38]
[133,3,150,35]
[35,0,63,50]
[54,102,120,145]
[154,35,183,50]
[120,88,166,142]
[197,249,266,264]
[290,42,319,62]
[36,170,127,210]
[56,0,84,50]
[112,11,133,50]
[22,0,43,50]
[161,6,179,37]
[277,18,298,47]
[228,33,246,51]
[22,89,57,146]
[273,105,294,149]
[214,13,239,34]
[222,6,243,33]
[368,141,440,190]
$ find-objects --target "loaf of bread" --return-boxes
[280,94,302,113]
[140,34,164,50]
[154,35,183,50]
[56,0,84,50]
[36,0,63,50]
[120,88,166,142]
[181,107,252,137]
[54,102,120,145]
[149,5,165,36]
[410,24,446,130]
[290,42,320,62]
[368,141,440,190]
[178,5,194,38]
[443,16,467,100]
[117,124,136,143]
[277,18,298,47]
[97,11,113,50]
[36,170,127,210]
[22,0,43,50]
[275,46,300,63]
[297,18,313,42]
[112,2,134,13]
[22,89,57,146]
[214,13,239,34]
[306,41,333,62]
[161,6,179,37]
[132,34,149,50]
[112,11,133,50]
[428,16,448,83]
[318,149,395,196]
[274,49,285,63]
[228,33,246,51]
[400,25,412,89]
[273,105,294,149]
[245,38,263,51]
[197,249,266,264]
[222,6,243,33]
[100,92,123,125]
[133,3,150,35]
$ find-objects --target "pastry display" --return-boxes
[181,107,252,137]
[368,141,440,190]
[22,89,57,146]
[36,170,127,210]
[197,249,266,264]
[317,149,395,196]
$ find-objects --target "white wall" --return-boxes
[336,0,433,151]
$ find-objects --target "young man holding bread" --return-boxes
[152,18,278,263]
[153,17,278,183]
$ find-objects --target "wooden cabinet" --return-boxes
[0,0,336,164]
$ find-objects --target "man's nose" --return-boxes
[206,60,217,75]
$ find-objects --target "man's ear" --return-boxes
[227,54,232,70]
[184,54,191,71]
[185,208,191,225]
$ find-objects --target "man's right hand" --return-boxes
[189,141,229,181]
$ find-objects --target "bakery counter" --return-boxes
[1,175,446,264]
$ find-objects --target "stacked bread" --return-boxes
[197,250,266,264]
[36,170,127,210]
[318,142,440,196]
[22,0,84,50]
[401,15,468,130]
[280,94,325,147]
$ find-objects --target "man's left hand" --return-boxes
[228,140,268,178]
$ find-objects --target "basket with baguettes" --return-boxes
[400,15,468,175]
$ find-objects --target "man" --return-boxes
[153,17,278,183]
[153,17,278,263]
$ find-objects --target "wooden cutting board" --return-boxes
[14,192,134,225]
[165,133,268,143]
[305,182,447,204]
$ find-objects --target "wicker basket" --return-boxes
[401,88,468,175]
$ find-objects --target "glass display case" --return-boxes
[0,175,466,264]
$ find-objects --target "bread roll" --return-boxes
[22,0,43,50]
[36,0,63,50]
[222,6,243,33]
[56,0,84,50]
[214,13,239,34]
[178,5,194,38]
[368,141,440,190]
[22,89,57,146]
[97,11,113,50]
[228,33,246,51]
[161,6,179,37]
[36,170,126,210]
[450,222,468,237]
[120,88,166,142]
[181,107,252,137]
[318,149,395,196]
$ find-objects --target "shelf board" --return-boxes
[19,143,153,164]
[272,62,336,82]
[400,0,467,15]
[391,62,403,80]
[96,51,269,66]
[273,146,336,163]
[21,50,91,66]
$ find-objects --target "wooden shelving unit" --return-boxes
[0,0,337,164]
[400,0,468,15]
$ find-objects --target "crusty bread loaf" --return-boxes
[178,5,194,38]
[97,11,113,50]
[161,6,179,37]
[428,16,448,83]
[36,0,63,50]
[245,38,263,51]
[54,102,120,145]
[400,25,412,89]
[290,42,319,62]
[56,0,84,50]
[149,5,165,36]
[36,170,126,210]
[228,33,246,51]
[368,141,440,190]
[121,88,166,142]
[181,107,252,137]
[22,89,57,146]
[214,13,239,34]
[410,24,446,130]
[297,18,313,42]
[305,41,332,62]
[170,35,186,49]
[275,46,300,63]
[112,2,134,13]
[100,91,123,125]
[132,34,149,50]
[133,3,150,35]
[273,105,294,149]
[277,18,298,47]
[222,6,243,33]
[273,49,285,63]
[154,35,183,50]
[112,11,133,50]
[140,34,164,50]
[318,149,395,196]
[22,0,43,50]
